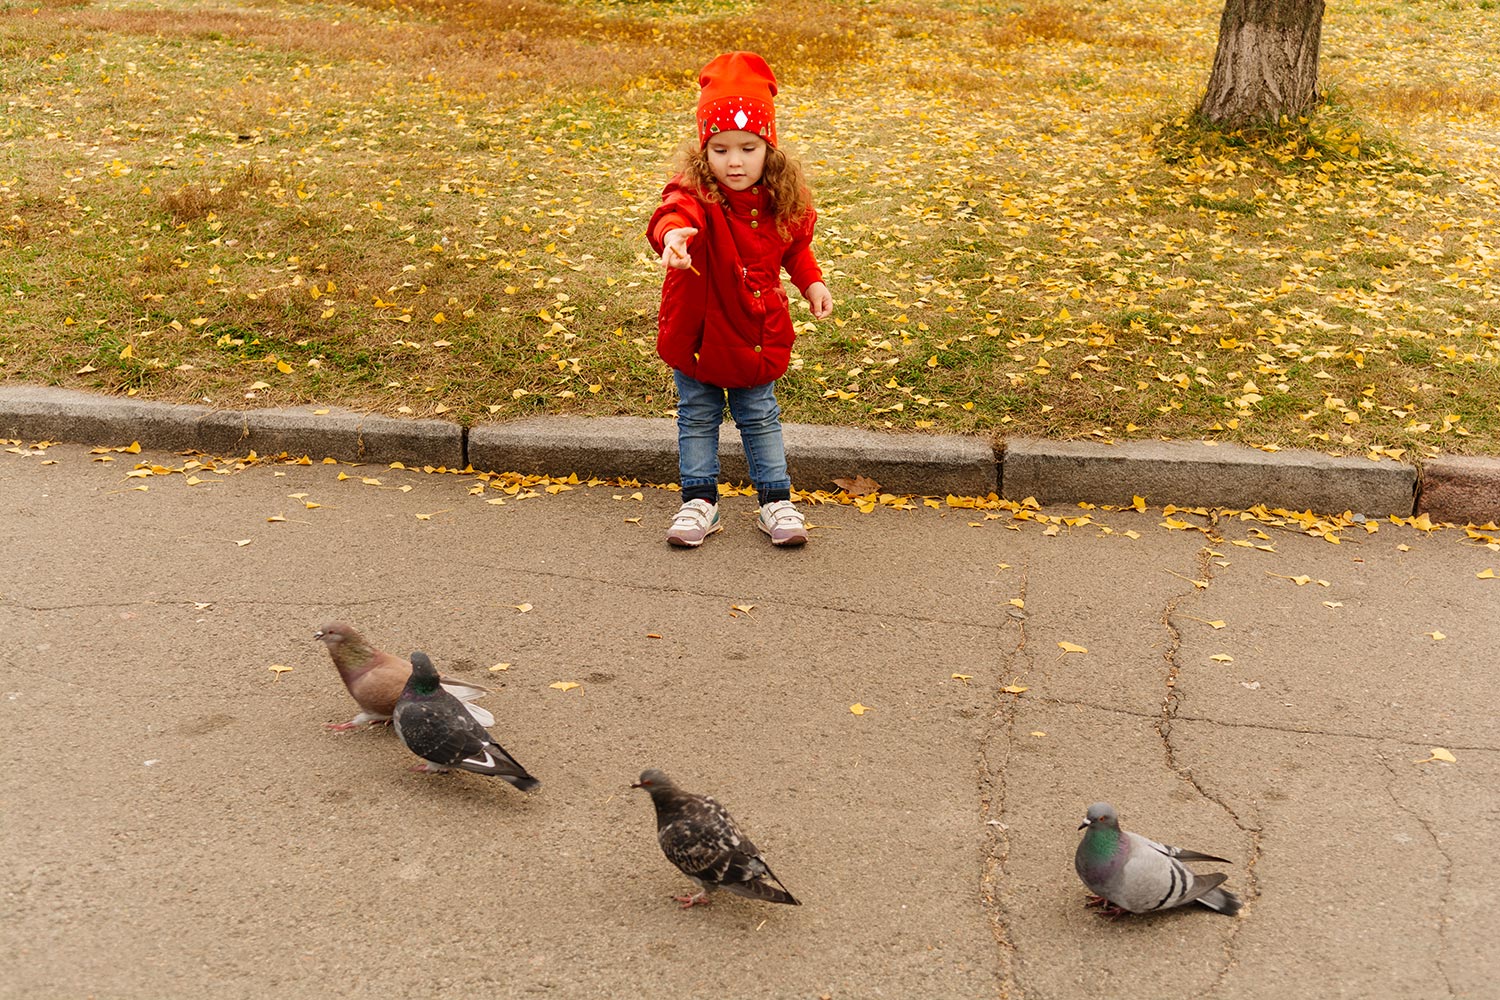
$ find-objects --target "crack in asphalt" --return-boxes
[1039,697,1500,751]
[1377,753,1458,998]
[978,557,1030,1000]
[1158,545,1260,998]
[1,595,421,614]
[5,584,1022,633]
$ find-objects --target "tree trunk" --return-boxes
[1197,0,1325,129]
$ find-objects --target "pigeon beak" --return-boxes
[1078,820,1090,830]
[629,781,643,789]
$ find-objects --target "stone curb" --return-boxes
[6,384,1498,521]
[0,386,462,468]
[1416,455,1500,526]
[1002,437,1419,517]
[469,416,998,497]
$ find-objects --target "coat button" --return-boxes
[751,209,759,217]
[753,345,762,352]
[753,289,761,297]
[750,220,758,228]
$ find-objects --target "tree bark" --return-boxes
[1197,0,1325,129]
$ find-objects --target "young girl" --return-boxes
[648,51,833,548]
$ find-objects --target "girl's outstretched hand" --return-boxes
[804,281,834,320]
[660,227,699,271]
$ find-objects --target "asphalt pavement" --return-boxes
[2,440,1496,999]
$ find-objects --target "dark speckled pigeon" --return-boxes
[1074,801,1241,916]
[392,652,539,792]
[631,769,799,909]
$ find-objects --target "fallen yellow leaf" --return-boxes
[268,664,292,682]
[1414,747,1456,764]
[1210,654,1234,663]
[1478,569,1496,579]
[731,604,756,615]
[1058,642,1088,655]
[1001,684,1028,694]
[489,662,511,672]
[1426,631,1446,640]
[1269,573,1314,586]
[849,703,870,716]
[549,681,579,692]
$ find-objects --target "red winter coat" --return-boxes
[648,178,823,389]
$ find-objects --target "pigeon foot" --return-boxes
[674,892,711,909]
[1085,895,1128,918]
[325,721,360,731]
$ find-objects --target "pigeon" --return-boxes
[632,769,799,909]
[392,652,539,791]
[313,621,493,730]
[1074,801,1242,917]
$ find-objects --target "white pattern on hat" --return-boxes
[734,110,749,129]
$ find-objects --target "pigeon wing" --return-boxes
[659,796,748,882]
[660,795,798,905]
[454,736,540,791]
[393,696,488,766]
[1116,832,1229,912]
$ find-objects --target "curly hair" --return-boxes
[672,139,813,240]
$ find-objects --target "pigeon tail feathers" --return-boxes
[1197,885,1243,915]
[723,865,801,906]
[456,742,540,791]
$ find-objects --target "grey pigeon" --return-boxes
[1075,802,1241,916]
[632,769,800,909]
[392,652,539,791]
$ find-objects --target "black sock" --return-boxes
[682,485,719,504]
[758,487,791,506]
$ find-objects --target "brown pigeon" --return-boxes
[632,769,800,909]
[313,621,492,730]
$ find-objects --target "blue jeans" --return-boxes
[673,370,791,505]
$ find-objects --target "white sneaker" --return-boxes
[757,500,808,546]
[666,499,722,548]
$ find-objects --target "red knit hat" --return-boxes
[697,51,778,147]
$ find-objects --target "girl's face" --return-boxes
[704,130,768,192]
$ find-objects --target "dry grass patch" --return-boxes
[3,0,1499,464]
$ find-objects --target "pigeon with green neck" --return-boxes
[393,652,539,791]
[1074,802,1242,917]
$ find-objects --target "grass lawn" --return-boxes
[3,0,1498,464]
